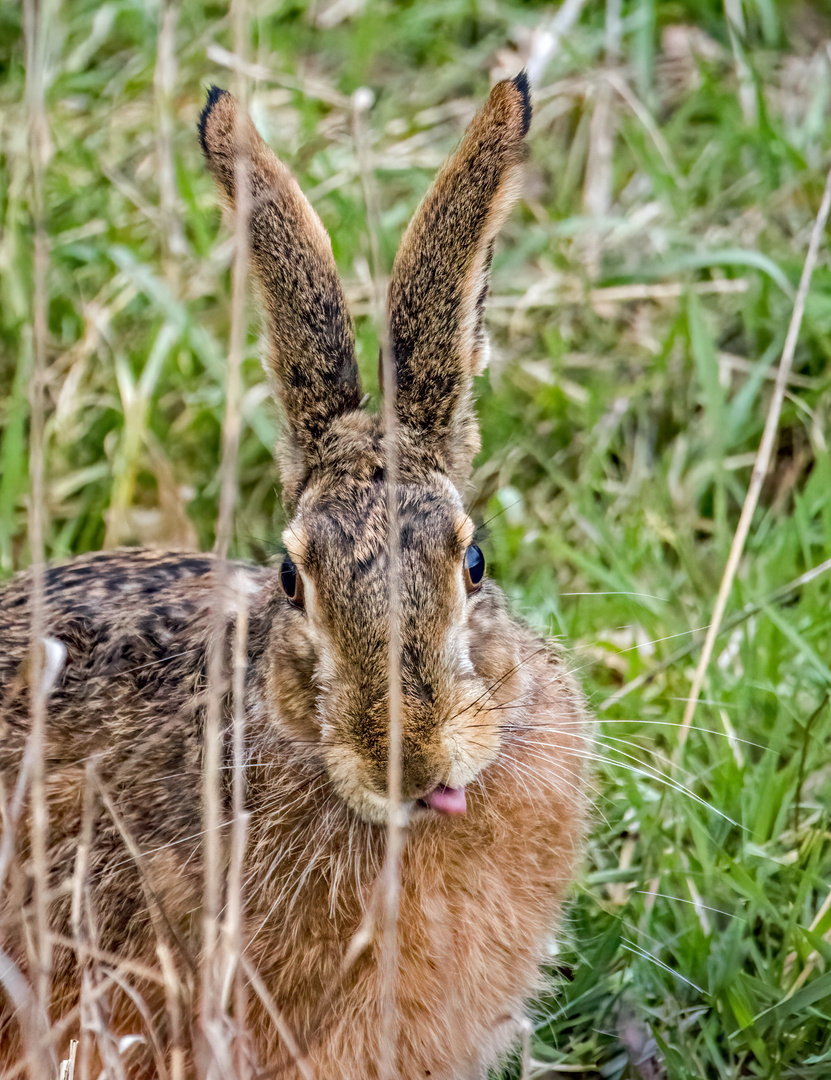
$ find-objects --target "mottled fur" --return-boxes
[0,76,589,1079]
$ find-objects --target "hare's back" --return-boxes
[0,550,279,1049]
[0,549,274,925]
[0,549,272,746]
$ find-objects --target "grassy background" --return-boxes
[3,0,831,1076]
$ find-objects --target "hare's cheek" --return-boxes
[444,705,501,788]
[468,598,523,690]
[265,653,321,741]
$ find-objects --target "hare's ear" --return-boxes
[387,74,530,485]
[199,88,361,502]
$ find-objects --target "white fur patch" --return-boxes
[40,637,67,696]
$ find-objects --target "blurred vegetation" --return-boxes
[3,0,831,1077]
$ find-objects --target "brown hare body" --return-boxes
[0,75,589,1079]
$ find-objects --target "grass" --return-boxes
[2,0,831,1076]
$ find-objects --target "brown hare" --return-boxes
[0,74,589,1079]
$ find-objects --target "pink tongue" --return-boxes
[423,785,467,815]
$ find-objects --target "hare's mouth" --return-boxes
[415,785,467,815]
[328,772,470,825]
[323,740,478,824]
[339,783,468,824]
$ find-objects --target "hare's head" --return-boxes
[199,77,530,824]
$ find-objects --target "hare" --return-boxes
[0,74,589,1079]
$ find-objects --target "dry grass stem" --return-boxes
[202,12,251,1068]
[485,278,747,323]
[1,969,115,1080]
[154,0,186,282]
[582,81,615,280]
[525,0,588,86]
[785,883,831,992]
[205,44,349,108]
[352,86,403,1080]
[222,13,253,1075]
[581,0,621,280]
[679,163,831,745]
[57,1039,77,1080]
[593,280,748,303]
[223,589,251,1076]
[157,943,186,1080]
[93,774,185,960]
[68,760,97,1072]
[516,1015,532,1079]
[48,936,164,989]
[21,0,54,1071]
[238,958,315,1080]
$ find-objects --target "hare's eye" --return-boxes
[280,555,305,609]
[463,544,485,593]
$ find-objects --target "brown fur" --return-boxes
[0,75,589,1079]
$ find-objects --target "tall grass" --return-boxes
[2,1,831,1077]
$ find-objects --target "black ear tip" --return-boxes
[512,70,532,137]
[198,85,229,156]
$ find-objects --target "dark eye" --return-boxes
[463,544,485,593]
[280,555,305,609]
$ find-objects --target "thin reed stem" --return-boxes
[154,0,186,284]
[202,5,251,1072]
[352,86,403,1080]
[679,164,831,748]
[22,0,54,1071]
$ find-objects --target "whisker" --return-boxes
[635,890,747,920]
[498,738,744,830]
[559,591,669,602]
[620,939,706,995]
[86,647,202,678]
